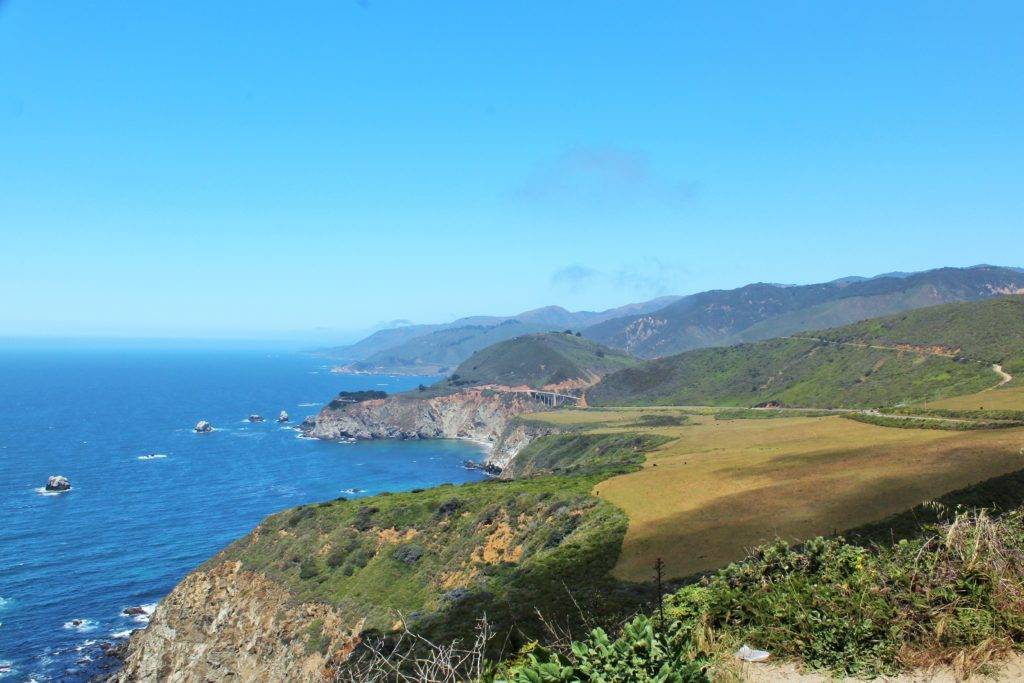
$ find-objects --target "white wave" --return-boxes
[132,603,157,623]
[110,629,135,639]
[0,596,10,611]
[298,402,319,407]
[35,486,71,496]
[74,639,97,652]
[137,453,168,461]
[63,618,97,632]
[339,488,364,495]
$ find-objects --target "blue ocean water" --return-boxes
[0,346,486,681]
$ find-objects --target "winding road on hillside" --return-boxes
[788,336,1014,389]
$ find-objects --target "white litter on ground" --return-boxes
[736,644,771,662]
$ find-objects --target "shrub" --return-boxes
[666,510,1024,677]
[499,615,709,682]
[298,559,320,580]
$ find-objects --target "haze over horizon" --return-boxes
[2,2,1022,341]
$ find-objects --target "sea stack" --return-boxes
[194,420,213,433]
[277,410,289,423]
[248,414,264,423]
[45,475,71,492]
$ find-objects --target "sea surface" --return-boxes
[0,345,486,681]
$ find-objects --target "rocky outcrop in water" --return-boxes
[248,414,264,423]
[46,475,71,491]
[278,410,289,423]
[194,421,213,433]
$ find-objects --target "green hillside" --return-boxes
[814,295,1024,374]
[430,332,637,392]
[208,433,662,656]
[589,296,1024,408]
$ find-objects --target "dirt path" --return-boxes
[992,363,1013,387]
[739,652,1024,681]
[788,336,1013,392]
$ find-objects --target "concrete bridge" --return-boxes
[518,389,582,407]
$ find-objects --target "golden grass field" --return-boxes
[925,382,1024,411]
[524,406,1024,582]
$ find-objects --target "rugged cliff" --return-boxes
[303,388,554,469]
[112,432,663,682]
[115,562,359,682]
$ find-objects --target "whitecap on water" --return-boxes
[298,402,319,407]
[110,629,134,639]
[73,639,97,652]
[34,487,70,497]
[137,453,168,461]
[131,604,157,623]
[340,488,364,495]
[63,619,97,632]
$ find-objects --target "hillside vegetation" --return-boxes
[588,338,994,408]
[428,332,636,393]
[208,432,666,661]
[583,265,1024,358]
[590,296,1024,409]
[503,507,1024,681]
[814,294,1024,374]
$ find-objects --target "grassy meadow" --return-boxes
[519,408,1024,582]
[925,381,1024,412]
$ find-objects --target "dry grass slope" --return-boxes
[521,409,1024,582]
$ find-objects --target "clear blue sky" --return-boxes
[2,1,1021,342]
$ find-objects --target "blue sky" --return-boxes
[1,1,1022,342]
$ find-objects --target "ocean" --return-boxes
[0,346,486,681]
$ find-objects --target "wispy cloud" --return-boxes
[513,146,695,212]
[551,259,686,296]
[550,264,603,287]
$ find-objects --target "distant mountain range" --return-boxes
[320,265,1024,374]
[582,265,1024,358]
[319,297,680,374]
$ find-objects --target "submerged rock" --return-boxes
[194,420,213,433]
[122,606,148,617]
[277,410,289,423]
[248,414,264,423]
[45,475,71,491]
[463,460,502,476]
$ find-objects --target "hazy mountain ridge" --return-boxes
[582,265,1024,358]
[320,296,679,374]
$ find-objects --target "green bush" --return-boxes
[497,615,708,682]
[298,559,320,580]
[665,510,1024,676]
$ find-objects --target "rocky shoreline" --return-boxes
[115,388,569,680]
[300,387,559,471]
